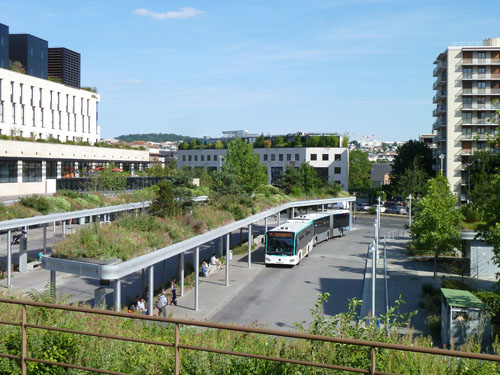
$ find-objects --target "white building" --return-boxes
[177,147,349,189]
[0,67,100,143]
[432,38,500,201]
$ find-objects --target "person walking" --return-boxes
[170,278,177,306]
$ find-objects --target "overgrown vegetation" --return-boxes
[0,292,497,374]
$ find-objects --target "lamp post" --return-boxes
[463,158,480,201]
[439,154,445,175]
[407,194,412,228]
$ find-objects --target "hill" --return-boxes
[115,133,195,143]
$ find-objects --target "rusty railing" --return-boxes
[0,297,499,375]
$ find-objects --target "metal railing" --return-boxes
[0,297,499,375]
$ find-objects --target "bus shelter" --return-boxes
[441,288,491,349]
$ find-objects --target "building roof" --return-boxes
[370,163,392,182]
[441,288,489,310]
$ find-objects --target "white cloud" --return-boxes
[121,79,142,85]
[134,7,205,20]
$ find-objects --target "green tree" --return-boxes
[306,136,320,147]
[410,176,462,277]
[92,164,127,192]
[280,164,301,194]
[298,162,321,195]
[349,150,371,191]
[223,138,267,193]
[293,133,303,148]
[214,140,224,149]
[254,134,266,148]
[396,158,428,198]
[274,136,286,148]
[188,139,197,150]
[390,140,434,189]
[149,180,176,217]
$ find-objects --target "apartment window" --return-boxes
[334,167,341,174]
[22,161,42,182]
[271,167,283,185]
[310,153,317,161]
[463,97,472,106]
[478,127,485,134]
[21,105,25,125]
[295,154,299,161]
[477,97,486,105]
[81,98,84,115]
[462,127,472,136]
[10,81,13,102]
[335,154,341,161]
[201,155,204,161]
[87,99,90,115]
[58,111,62,129]
[194,155,198,161]
[188,155,192,161]
[73,96,76,113]
[478,112,486,120]
[463,67,472,78]
[88,117,90,133]
[74,114,77,131]
[66,94,69,112]
[286,154,291,161]
[477,81,486,89]
[263,154,268,161]
[322,154,329,161]
[0,101,3,122]
[477,52,486,59]
[67,113,70,130]
[279,154,283,161]
[271,154,275,161]
[82,115,85,132]
[182,155,186,161]
[57,93,60,110]
[0,161,17,183]
[46,161,57,179]
[32,107,36,126]
[478,67,486,74]
[50,90,53,108]
[19,83,23,103]
[12,103,15,124]
[207,155,211,161]
[463,112,472,121]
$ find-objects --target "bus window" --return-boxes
[267,232,294,256]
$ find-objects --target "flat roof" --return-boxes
[441,288,489,310]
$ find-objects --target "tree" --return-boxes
[274,136,286,148]
[9,61,26,74]
[223,138,267,193]
[298,162,321,195]
[264,139,272,148]
[395,158,428,198]
[280,162,321,195]
[349,150,371,191]
[280,164,302,194]
[92,164,127,192]
[410,176,462,277]
[390,140,434,189]
[149,180,176,217]
[254,134,266,148]
[306,136,320,147]
[342,133,349,148]
[214,140,224,149]
[293,133,303,148]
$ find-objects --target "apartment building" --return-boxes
[177,147,349,189]
[432,37,500,201]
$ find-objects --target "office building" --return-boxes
[0,23,8,69]
[9,33,48,79]
[432,38,500,201]
[178,146,349,189]
[48,47,81,88]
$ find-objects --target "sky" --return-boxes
[1,1,500,141]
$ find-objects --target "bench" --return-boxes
[201,264,219,277]
[27,261,42,271]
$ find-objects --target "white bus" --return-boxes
[265,220,314,266]
[292,209,350,244]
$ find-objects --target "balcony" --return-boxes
[460,133,488,141]
[432,105,447,117]
[462,58,500,65]
[434,134,446,143]
[433,90,447,103]
[461,88,500,95]
[433,61,448,76]
[433,75,447,90]
[433,119,446,130]
[462,73,500,80]
[461,102,500,110]
[461,118,497,125]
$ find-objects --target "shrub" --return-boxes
[291,186,303,197]
[427,314,441,341]
[73,198,89,209]
[19,195,51,215]
[474,291,500,315]
[84,194,102,206]
[57,190,84,199]
[47,197,72,212]
[5,203,35,219]
[442,278,472,291]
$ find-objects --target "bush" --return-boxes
[427,314,441,341]
[47,197,72,212]
[19,195,51,215]
[84,194,102,206]
[57,190,84,199]
[442,278,472,291]
[461,202,482,223]
[5,203,35,219]
[291,186,303,197]
[474,291,500,315]
[73,198,89,209]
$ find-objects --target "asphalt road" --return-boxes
[211,220,375,330]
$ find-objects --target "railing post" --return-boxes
[21,304,27,375]
[7,230,12,288]
[247,224,252,269]
[371,346,376,375]
[174,323,180,375]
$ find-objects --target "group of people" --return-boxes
[200,253,222,277]
[129,278,177,316]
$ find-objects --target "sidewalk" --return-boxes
[162,253,265,321]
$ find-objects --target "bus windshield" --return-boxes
[266,233,294,256]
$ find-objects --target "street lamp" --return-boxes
[439,154,445,175]
[463,158,480,199]
[407,194,412,228]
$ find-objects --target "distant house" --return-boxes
[371,164,392,187]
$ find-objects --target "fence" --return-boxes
[0,298,499,375]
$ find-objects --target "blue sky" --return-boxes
[1,1,500,141]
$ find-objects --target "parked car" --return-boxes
[385,205,407,215]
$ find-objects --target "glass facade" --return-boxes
[22,161,42,182]
[46,161,57,179]
[9,33,48,79]
[0,23,8,69]
[0,160,17,183]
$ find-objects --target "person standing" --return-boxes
[170,278,177,306]
[158,290,168,317]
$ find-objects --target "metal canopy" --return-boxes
[0,201,152,232]
[43,197,355,280]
